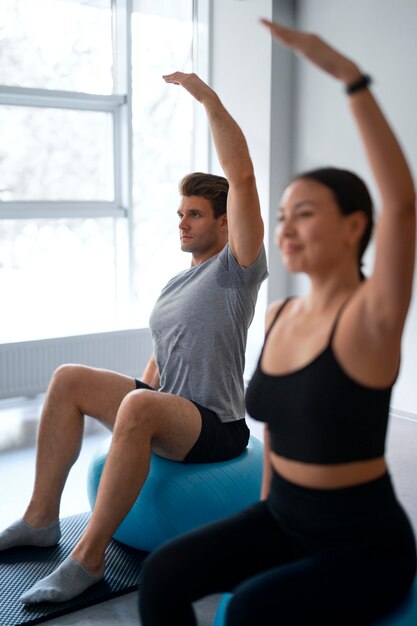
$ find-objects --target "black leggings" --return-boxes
[138,471,416,626]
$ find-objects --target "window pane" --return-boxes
[0,106,114,202]
[0,219,119,343]
[131,1,194,327]
[0,0,113,94]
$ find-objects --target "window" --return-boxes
[0,0,113,93]
[0,105,114,202]
[131,1,196,326]
[0,0,208,342]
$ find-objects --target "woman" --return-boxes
[138,19,417,626]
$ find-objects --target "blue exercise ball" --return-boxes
[87,434,263,553]
[213,593,233,626]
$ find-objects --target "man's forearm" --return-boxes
[202,91,254,183]
[163,72,254,184]
[141,355,160,389]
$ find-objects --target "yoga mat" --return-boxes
[0,512,148,625]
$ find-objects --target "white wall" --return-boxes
[292,0,417,416]
[210,0,273,382]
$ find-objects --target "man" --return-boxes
[0,73,267,603]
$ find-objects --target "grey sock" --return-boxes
[0,518,61,550]
[20,555,104,604]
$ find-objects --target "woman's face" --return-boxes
[276,178,352,275]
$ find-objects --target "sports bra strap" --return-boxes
[264,295,352,346]
[264,297,294,343]
[327,296,352,346]
[262,294,352,353]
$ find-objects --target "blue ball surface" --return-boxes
[87,435,263,552]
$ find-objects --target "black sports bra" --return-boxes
[245,298,393,464]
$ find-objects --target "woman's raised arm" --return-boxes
[261,19,416,334]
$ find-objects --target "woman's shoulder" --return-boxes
[264,297,296,333]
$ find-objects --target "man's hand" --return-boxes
[163,71,215,103]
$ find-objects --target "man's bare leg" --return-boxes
[20,388,202,603]
[0,364,136,550]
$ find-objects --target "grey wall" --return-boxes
[210,0,273,381]
[208,0,417,416]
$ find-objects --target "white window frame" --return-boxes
[0,0,210,264]
[0,0,210,338]
[0,0,131,220]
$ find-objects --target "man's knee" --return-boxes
[49,364,104,412]
[50,364,86,394]
[115,389,157,435]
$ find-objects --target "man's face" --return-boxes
[177,195,227,265]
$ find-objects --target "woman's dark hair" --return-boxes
[179,172,229,218]
[292,167,374,278]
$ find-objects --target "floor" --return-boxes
[0,433,223,623]
[0,398,264,625]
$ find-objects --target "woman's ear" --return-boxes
[346,211,368,247]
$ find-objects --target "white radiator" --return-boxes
[0,329,153,399]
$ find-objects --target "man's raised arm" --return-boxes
[163,72,264,267]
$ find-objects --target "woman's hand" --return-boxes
[260,19,361,85]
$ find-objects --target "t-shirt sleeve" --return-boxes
[219,244,268,286]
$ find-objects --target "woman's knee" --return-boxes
[139,545,197,625]
[225,586,274,626]
[141,544,181,596]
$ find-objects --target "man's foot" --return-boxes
[20,555,104,604]
[0,519,61,550]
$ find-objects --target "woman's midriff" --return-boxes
[270,452,388,489]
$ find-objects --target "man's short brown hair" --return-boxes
[179,172,229,218]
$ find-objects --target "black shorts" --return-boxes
[134,379,249,464]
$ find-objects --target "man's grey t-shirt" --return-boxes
[149,244,268,423]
